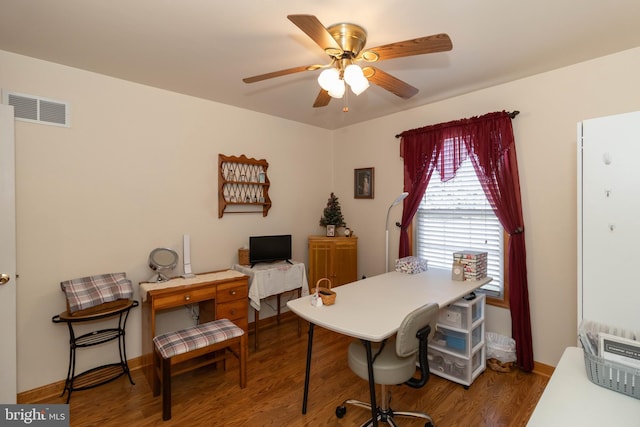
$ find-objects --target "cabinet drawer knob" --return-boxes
[184,295,191,301]
[230,290,237,296]
[230,309,236,316]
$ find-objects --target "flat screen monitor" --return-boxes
[249,234,292,267]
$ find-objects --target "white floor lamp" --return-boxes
[385,192,409,273]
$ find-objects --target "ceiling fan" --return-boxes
[243,15,453,109]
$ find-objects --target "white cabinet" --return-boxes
[428,293,486,387]
[578,111,640,333]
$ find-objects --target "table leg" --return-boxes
[302,322,315,414]
[277,294,281,324]
[254,306,259,351]
[364,340,378,427]
[297,288,302,337]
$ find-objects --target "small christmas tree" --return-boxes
[319,192,346,227]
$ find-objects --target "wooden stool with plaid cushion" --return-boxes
[152,318,247,421]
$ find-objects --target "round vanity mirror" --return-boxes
[148,247,179,282]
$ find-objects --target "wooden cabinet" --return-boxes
[218,154,271,218]
[308,236,357,289]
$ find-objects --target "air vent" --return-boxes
[2,91,70,127]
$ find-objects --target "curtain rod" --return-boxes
[394,110,520,139]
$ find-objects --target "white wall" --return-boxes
[332,47,640,367]
[2,46,640,393]
[0,50,334,392]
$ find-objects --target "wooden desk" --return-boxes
[140,270,249,386]
[527,347,640,426]
[287,269,491,426]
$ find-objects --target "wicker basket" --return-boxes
[487,358,514,373]
[311,278,336,306]
[238,248,249,266]
[583,349,640,399]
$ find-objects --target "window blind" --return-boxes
[415,157,504,298]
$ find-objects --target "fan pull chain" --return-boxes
[343,88,349,113]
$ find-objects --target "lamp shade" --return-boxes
[318,68,340,91]
[349,78,369,95]
[391,192,409,207]
[344,64,364,84]
[327,79,346,98]
[344,64,369,95]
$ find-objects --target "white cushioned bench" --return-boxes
[152,318,247,421]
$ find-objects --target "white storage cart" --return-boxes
[428,293,486,387]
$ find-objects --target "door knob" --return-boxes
[0,273,10,285]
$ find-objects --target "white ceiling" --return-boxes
[1,1,639,130]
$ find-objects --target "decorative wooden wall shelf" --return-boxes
[218,154,271,218]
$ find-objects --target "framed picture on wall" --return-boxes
[354,167,374,199]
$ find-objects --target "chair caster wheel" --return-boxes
[335,405,347,418]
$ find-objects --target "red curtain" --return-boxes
[398,111,533,372]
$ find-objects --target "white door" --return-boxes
[0,104,17,403]
[578,111,640,332]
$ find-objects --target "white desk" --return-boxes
[527,347,640,426]
[233,261,309,350]
[287,268,491,426]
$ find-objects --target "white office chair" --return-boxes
[336,303,439,427]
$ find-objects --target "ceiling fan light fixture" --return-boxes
[344,65,368,95]
[318,68,340,91]
[244,15,454,109]
[327,79,346,98]
[349,78,370,96]
[344,64,369,95]
[343,64,363,83]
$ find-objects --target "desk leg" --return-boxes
[297,288,302,337]
[302,322,315,415]
[363,340,379,427]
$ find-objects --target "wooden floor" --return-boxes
[37,317,548,426]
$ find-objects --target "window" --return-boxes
[414,157,506,303]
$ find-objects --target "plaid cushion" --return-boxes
[61,272,133,313]
[153,319,244,359]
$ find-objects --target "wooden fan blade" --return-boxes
[243,65,322,84]
[363,66,419,99]
[313,89,331,108]
[287,14,343,55]
[360,33,452,62]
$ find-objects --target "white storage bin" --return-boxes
[428,347,469,382]
[438,305,465,328]
[471,348,484,374]
[471,323,484,350]
[471,300,483,324]
[438,326,467,353]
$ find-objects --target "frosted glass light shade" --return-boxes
[344,64,364,84]
[318,68,340,91]
[344,64,369,95]
[327,79,345,98]
[349,78,369,95]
